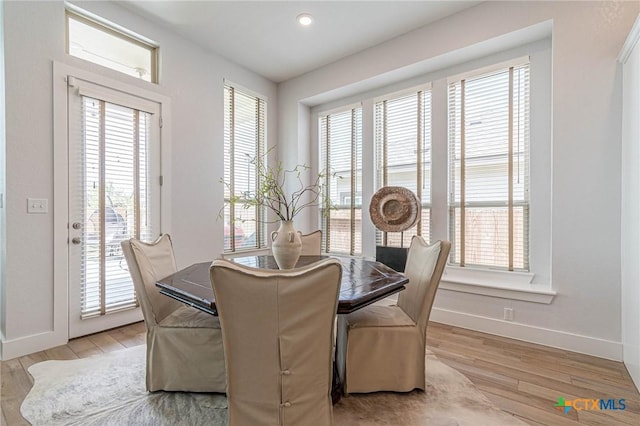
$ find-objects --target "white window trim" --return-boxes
[372,82,432,103]
[66,3,158,47]
[316,101,362,118]
[440,266,554,304]
[446,55,530,84]
[53,61,171,343]
[73,77,160,113]
[223,78,269,103]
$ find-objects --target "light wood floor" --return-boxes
[427,323,640,425]
[1,321,639,425]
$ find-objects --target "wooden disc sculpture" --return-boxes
[369,186,420,233]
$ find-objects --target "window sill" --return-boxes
[440,266,555,304]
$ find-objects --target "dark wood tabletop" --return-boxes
[156,255,408,315]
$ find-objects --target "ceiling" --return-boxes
[120,1,481,83]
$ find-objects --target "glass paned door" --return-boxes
[68,79,161,338]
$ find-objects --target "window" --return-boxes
[223,83,266,252]
[65,72,163,327]
[375,88,432,247]
[311,43,550,296]
[78,97,154,317]
[448,60,530,271]
[66,7,158,83]
[319,107,362,255]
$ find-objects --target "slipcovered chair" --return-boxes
[121,235,226,392]
[338,237,450,394]
[299,229,323,255]
[210,257,342,426]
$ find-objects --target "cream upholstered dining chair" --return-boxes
[121,234,226,393]
[210,257,342,426]
[299,229,322,255]
[337,236,450,394]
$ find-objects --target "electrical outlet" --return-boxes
[503,307,514,321]
[27,198,48,214]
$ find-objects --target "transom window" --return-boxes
[66,7,158,83]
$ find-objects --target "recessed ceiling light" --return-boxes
[297,13,313,26]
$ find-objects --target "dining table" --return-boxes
[155,254,409,316]
[155,254,409,402]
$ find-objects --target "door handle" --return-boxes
[71,237,81,245]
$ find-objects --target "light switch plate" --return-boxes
[27,198,48,214]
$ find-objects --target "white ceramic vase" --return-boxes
[271,220,302,269]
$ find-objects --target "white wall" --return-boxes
[620,15,640,390]
[0,0,276,358]
[279,1,640,360]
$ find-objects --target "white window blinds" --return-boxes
[80,97,153,318]
[319,107,362,255]
[448,61,530,271]
[375,88,432,247]
[223,84,266,252]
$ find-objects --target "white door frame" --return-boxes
[53,62,172,343]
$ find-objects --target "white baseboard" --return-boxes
[430,308,623,361]
[2,307,623,362]
[1,330,68,361]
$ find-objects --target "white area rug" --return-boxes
[21,345,526,425]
